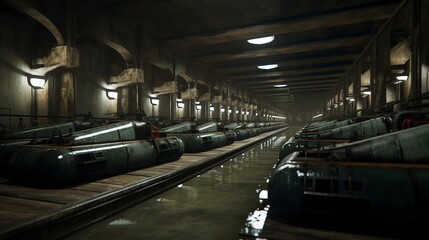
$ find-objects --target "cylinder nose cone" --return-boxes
[268,157,303,219]
[278,142,298,160]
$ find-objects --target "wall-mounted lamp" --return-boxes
[106,90,118,100]
[255,112,259,116]
[360,86,371,97]
[209,106,214,112]
[228,109,232,114]
[150,98,160,105]
[246,111,250,115]
[177,102,185,108]
[236,110,239,114]
[196,104,202,110]
[361,91,371,97]
[221,107,225,113]
[28,75,47,89]
[391,63,409,84]
[346,96,355,102]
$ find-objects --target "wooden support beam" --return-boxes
[163,4,397,47]
[216,53,359,75]
[233,73,342,84]
[244,80,338,90]
[225,65,349,80]
[193,35,373,63]
[250,83,336,93]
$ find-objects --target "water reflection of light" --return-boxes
[258,190,268,200]
[108,218,136,227]
[244,205,270,234]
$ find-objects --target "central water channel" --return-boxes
[65,127,301,240]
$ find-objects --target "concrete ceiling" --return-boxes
[97,0,402,113]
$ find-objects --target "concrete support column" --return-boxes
[373,30,389,111]
[170,93,177,120]
[59,72,75,118]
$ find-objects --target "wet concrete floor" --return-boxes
[64,127,301,240]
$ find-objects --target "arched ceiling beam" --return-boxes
[161,4,397,47]
[192,35,372,63]
[1,0,65,45]
[87,34,135,67]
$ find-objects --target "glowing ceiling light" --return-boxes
[273,84,287,88]
[258,64,278,70]
[247,35,275,45]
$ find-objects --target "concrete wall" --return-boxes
[0,9,44,129]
